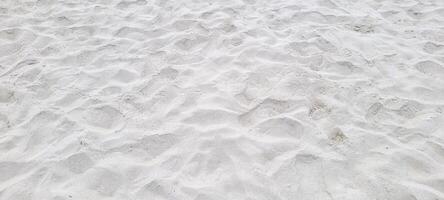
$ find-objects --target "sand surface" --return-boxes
[1,0,444,199]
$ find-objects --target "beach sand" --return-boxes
[1,0,444,199]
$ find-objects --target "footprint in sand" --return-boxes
[82,105,124,129]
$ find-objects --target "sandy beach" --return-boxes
[1,0,444,199]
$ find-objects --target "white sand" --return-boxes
[1,0,444,199]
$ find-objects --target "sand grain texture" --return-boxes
[1,0,444,199]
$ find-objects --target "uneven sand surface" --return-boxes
[1,0,444,199]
